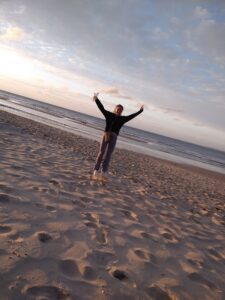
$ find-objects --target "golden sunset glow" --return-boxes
[0,48,43,80]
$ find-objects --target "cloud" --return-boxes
[99,86,132,100]
[151,27,170,40]
[163,107,184,115]
[194,6,210,19]
[100,87,119,95]
[0,25,27,41]
[170,17,180,26]
[13,5,26,15]
[193,122,205,127]
[186,19,225,63]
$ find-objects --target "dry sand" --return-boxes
[0,110,225,300]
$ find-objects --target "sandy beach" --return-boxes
[0,110,225,300]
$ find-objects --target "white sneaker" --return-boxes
[93,170,99,177]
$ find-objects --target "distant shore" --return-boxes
[0,109,225,299]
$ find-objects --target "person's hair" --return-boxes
[116,104,124,110]
[113,104,124,114]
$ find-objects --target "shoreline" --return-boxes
[1,101,225,175]
[0,109,224,181]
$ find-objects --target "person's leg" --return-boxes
[94,134,108,171]
[102,133,117,173]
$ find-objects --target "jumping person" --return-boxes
[92,92,144,180]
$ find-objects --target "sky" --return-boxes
[0,0,225,151]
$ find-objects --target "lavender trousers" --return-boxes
[94,132,118,172]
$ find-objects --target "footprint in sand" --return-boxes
[186,258,204,269]
[112,269,128,281]
[48,179,60,186]
[188,272,217,290]
[46,205,57,212]
[80,265,97,281]
[160,230,178,244]
[0,193,10,203]
[89,250,116,265]
[82,213,108,245]
[37,232,52,243]
[0,184,12,193]
[145,284,173,300]
[141,231,151,239]
[207,248,223,261]
[82,212,98,227]
[96,227,108,245]
[83,212,99,223]
[25,285,70,300]
[120,209,137,221]
[83,221,98,228]
[133,248,158,266]
[58,259,80,278]
[162,232,174,240]
[71,199,86,209]
[185,251,204,269]
[82,212,98,228]
[0,225,12,234]
[133,248,149,260]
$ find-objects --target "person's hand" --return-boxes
[93,92,99,101]
[140,104,144,110]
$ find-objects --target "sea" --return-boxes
[0,90,225,175]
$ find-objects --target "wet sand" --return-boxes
[0,110,225,300]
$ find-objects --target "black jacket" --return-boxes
[95,98,143,135]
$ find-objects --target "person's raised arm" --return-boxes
[123,105,144,123]
[93,92,108,118]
